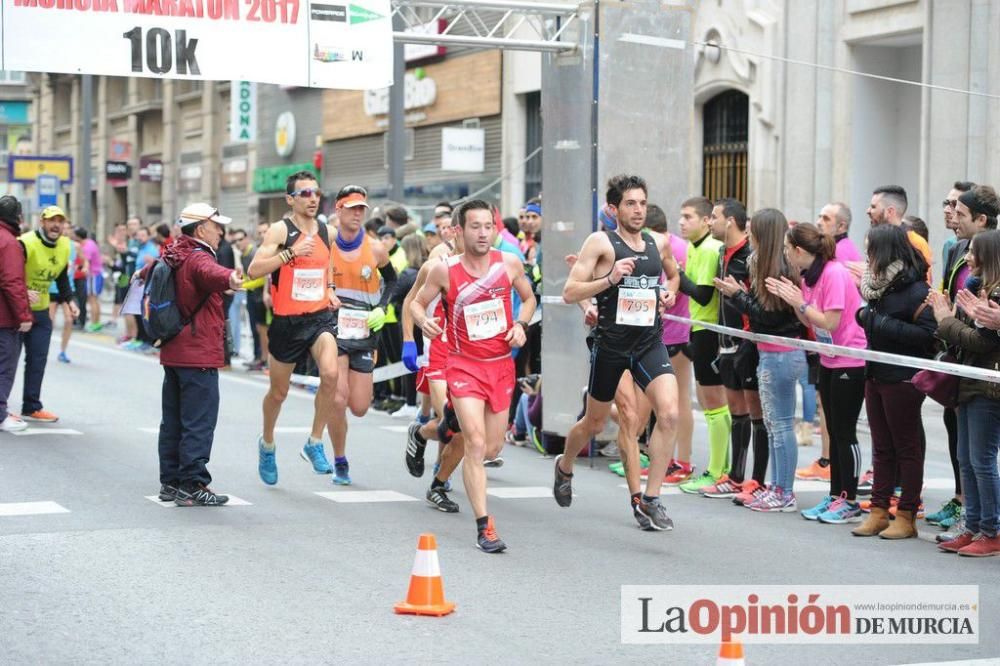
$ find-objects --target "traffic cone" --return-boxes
[394,533,455,617]
[717,641,745,665]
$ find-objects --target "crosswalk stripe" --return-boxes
[10,428,83,436]
[144,495,252,507]
[0,501,70,516]
[315,490,419,503]
[380,425,410,434]
[487,486,558,499]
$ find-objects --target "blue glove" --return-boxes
[402,340,420,372]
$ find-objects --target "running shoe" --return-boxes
[553,454,573,507]
[22,410,59,423]
[749,487,797,513]
[733,479,765,507]
[158,484,179,502]
[58,352,71,363]
[84,322,104,333]
[635,497,674,531]
[0,414,27,432]
[333,460,351,485]
[939,507,965,531]
[631,496,652,530]
[300,439,333,474]
[531,429,546,455]
[426,487,459,513]
[664,462,695,486]
[801,495,835,521]
[476,516,507,553]
[702,475,742,499]
[174,484,229,506]
[598,443,621,459]
[817,495,864,524]
[679,471,719,495]
[857,469,874,496]
[391,404,419,419]
[795,458,830,481]
[258,436,278,486]
[484,456,504,468]
[505,428,527,447]
[431,462,452,492]
[925,498,962,526]
[406,422,427,477]
[610,454,649,477]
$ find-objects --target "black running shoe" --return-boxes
[553,454,573,507]
[406,422,427,478]
[174,484,229,507]
[636,497,674,531]
[476,516,507,553]
[631,496,652,530]
[426,487,459,513]
[158,484,179,502]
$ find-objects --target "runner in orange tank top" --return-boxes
[325,185,396,486]
[411,200,537,553]
[247,170,341,486]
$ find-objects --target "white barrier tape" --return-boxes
[661,313,1000,384]
[291,360,414,388]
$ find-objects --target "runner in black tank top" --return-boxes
[593,230,664,355]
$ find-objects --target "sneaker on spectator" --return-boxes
[817,495,864,524]
[598,442,621,459]
[857,469,874,496]
[749,487,797,513]
[22,409,59,423]
[795,458,830,481]
[702,476,742,499]
[939,507,965,531]
[733,480,765,507]
[801,495,835,521]
[391,404,419,419]
[925,498,962,526]
[938,531,976,553]
[0,414,27,432]
[664,462,695,486]
[505,428,527,447]
[679,471,719,495]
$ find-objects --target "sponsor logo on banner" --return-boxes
[230,81,256,143]
[621,585,979,645]
[275,111,296,158]
[3,0,392,90]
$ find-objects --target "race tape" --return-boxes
[291,359,415,388]
[661,313,1000,384]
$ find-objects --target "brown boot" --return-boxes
[852,506,890,537]
[880,509,918,539]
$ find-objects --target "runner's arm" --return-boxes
[507,255,536,326]
[246,223,289,279]
[376,261,397,309]
[55,266,73,302]
[563,233,613,303]
[410,260,447,338]
[657,234,680,294]
[402,261,433,343]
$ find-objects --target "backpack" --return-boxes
[141,253,210,347]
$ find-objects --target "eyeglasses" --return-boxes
[942,199,958,209]
[291,187,322,199]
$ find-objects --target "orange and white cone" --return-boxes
[717,641,745,665]
[394,533,455,617]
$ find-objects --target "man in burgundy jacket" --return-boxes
[146,203,243,506]
[0,196,32,433]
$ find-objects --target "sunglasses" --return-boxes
[942,199,958,209]
[291,187,322,199]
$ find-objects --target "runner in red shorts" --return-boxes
[411,199,536,553]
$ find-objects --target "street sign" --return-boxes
[9,155,73,184]
[36,174,59,209]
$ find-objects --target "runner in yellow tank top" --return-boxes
[325,185,396,485]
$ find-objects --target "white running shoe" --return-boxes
[391,404,419,419]
[0,415,28,432]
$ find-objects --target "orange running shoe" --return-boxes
[795,458,830,481]
[732,479,764,506]
[663,462,695,486]
[22,409,59,423]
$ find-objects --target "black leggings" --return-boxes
[943,407,962,497]
[817,365,866,500]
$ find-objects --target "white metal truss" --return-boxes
[391,0,582,53]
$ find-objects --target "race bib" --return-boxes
[616,288,656,326]
[338,308,370,340]
[291,268,324,302]
[464,299,507,341]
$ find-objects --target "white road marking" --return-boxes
[487,486,560,499]
[619,484,683,495]
[10,428,83,436]
[315,490,419,503]
[380,425,409,433]
[618,479,958,495]
[144,495,252,507]
[139,426,314,435]
[0,501,70,516]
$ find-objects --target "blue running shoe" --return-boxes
[801,495,834,521]
[818,496,864,524]
[58,352,71,363]
[333,460,351,485]
[300,439,333,474]
[925,498,962,526]
[258,436,278,485]
[432,462,452,492]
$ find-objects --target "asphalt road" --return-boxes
[0,330,997,665]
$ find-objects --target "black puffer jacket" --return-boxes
[855,268,937,383]
[730,289,804,340]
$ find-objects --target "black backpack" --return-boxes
[141,253,210,347]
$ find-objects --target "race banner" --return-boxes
[0,0,393,90]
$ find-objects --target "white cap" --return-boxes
[177,203,232,229]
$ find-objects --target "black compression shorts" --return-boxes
[689,328,723,387]
[587,341,673,403]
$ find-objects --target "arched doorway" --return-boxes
[702,90,748,203]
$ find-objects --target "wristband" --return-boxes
[327,283,337,290]
[798,302,809,314]
[515,320,529,332]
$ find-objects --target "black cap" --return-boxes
[0,195,22,225]
[377,225,396,238]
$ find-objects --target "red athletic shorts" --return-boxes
[445,354,515,414]
[417,338,450,395]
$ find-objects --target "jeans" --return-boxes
[865,379,926,513]
[228,290,245,357]
[798,361,816,423]
[757,350,806,492]
[0,328,20,420]
[20,309,53,414]
[957,397,1000,537]
[514,392,535,442]
[158,366,220,487]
